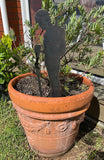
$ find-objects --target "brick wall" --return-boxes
[0,0,23,45]
[0,9,4,37]
[0,0,42,44]
[30,0,42,26]
[6,0,23,45]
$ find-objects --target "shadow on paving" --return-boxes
[77,95,100,143]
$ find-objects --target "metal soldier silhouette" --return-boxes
[35,9,65,97]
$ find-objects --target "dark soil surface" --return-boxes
[14,75,89,97]
[14,76,51,97]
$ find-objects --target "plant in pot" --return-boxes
[7,0,104,157]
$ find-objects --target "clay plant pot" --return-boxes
[8,72,94,157]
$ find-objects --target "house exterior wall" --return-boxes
[0,9,4,37]
[6,0,23,45]
[30,0,42,26]
[0,0,23,45]
[0,0,41,45]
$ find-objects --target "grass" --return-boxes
[0,97,104,160]
[0,97,38,160]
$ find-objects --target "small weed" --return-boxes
[81,84,89,91]
[88,150,98,160]
[60,65,72,76]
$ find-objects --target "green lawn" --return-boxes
[0,98,38,160]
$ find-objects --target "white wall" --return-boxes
[0,0,9,35]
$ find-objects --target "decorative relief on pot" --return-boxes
[71,121,77,131]
[71,113,85,130]
[18,112,85,137]
[18,112,51,134]
[78,113,85,123]
[56,113,85,134]
[56,121,69,132]
[45,122,51,135]
[33,121,51,133]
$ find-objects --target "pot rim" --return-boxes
[8,72,94,113]
[13,102,89,120]
[8,72,94,99]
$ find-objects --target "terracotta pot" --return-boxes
[8,73,94,157]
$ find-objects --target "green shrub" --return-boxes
[0,35,30,91]
[42,0,104,72]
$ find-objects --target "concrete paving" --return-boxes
[87,83,104,122]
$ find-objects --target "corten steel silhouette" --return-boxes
[35,9,65,97]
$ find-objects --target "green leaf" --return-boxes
[9,28,16,41]
[0,78,5,84]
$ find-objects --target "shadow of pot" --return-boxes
[8,72,94,157]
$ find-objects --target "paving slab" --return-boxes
[87,83,104,122]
